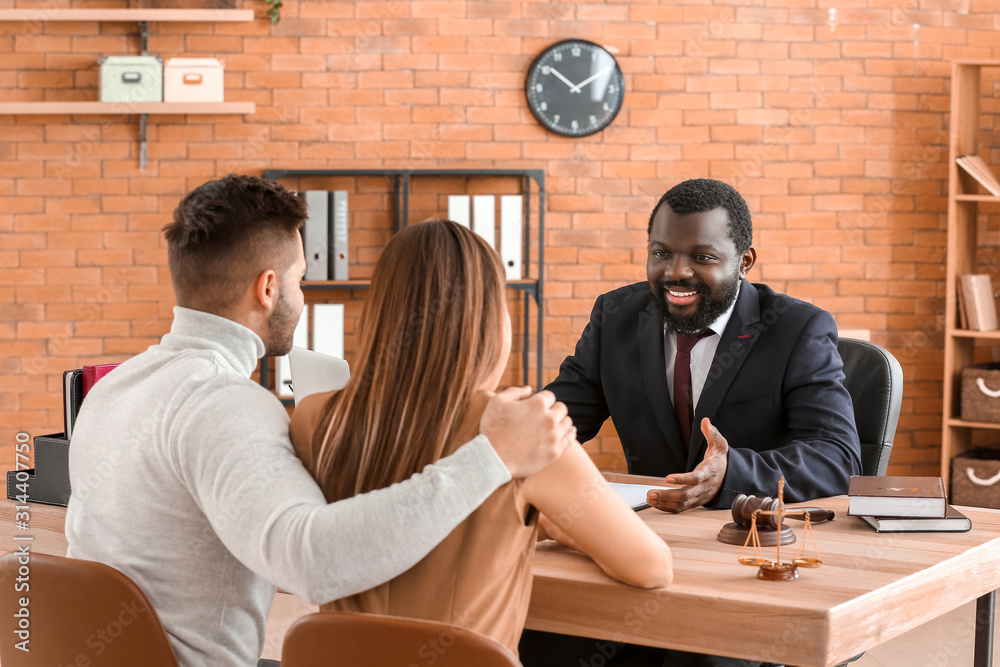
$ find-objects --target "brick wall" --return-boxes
[3,0,998,476]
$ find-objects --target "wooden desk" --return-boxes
[526,474,1000,667]
[2,483,999,667]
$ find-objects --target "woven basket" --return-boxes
[951,448,1000,509]
[960,363,1000,423]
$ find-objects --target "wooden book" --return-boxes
[957,155,1000,196]
[958,274,998,331]
[847,476,947,518]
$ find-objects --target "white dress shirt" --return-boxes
[664,281,742,411]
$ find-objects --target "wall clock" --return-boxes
[525,39,624,138]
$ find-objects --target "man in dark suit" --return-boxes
[521,179,861,667]
[549,177,860,511]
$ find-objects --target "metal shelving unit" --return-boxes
[260,168,546,402]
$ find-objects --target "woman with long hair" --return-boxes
[290,218,672,653]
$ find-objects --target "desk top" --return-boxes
[527,474,1000,666]
[3,478,1000,667]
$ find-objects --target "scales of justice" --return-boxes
[717,478,834,581]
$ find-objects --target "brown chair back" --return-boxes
[281,611,522,667]
[0,551,177,666]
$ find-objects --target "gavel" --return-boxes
[730,494,835,530]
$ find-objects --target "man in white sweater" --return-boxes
[65,175,573,667]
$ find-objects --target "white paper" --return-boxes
[288,346,350,406]
[609,482,667,511]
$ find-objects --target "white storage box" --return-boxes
[164,58,224,103]
[99,56,163,103]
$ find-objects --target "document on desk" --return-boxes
[610,483,667,511]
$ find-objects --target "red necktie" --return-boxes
[674,331,711,448]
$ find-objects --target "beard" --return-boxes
[265,290,299,357]
[652,272,741,335]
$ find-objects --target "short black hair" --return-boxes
[163,174,306,312]
[647,178,753,254]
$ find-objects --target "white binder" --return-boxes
[312,303,345,360]
[500,195,523,281]
[331,190,349,280]
[275,309,308,397]
[303,191,328,281]
[447,194,470,228]
[472,195,496,248]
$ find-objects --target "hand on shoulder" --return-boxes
[480,386,575,478]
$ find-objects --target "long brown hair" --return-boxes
[312,218,508,502]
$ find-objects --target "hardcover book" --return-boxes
[62,369,83,440]
[957,154,1000,197]
[81,362,121,399]
[858,505,972,533]
[847,476,947,518]
[958,274,998,331]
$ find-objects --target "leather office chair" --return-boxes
[821,338,904,667]
[837,337,904,476]
[0,551,177,666]
[281,611,522,667]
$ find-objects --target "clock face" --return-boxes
[525,39,624,138]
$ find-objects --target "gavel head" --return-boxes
[730,494,782,530]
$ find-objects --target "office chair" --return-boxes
[0,552,177,666]
[828,338,904,667]
[281,611,522,667]
[837,337,904,476]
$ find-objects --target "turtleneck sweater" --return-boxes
[66,306,510,666]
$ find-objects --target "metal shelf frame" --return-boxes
[260,168,546,399]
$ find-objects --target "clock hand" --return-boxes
[547,67,582,93]
[573,66,613,92]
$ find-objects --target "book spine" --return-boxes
[472,195,496,249]
[63,369,83,440]
[303,191,329,281]
[500,195,523,281]
[447,194,470,228]
[331,191,349,281]
[81,363,120,399]
[312,303,345,359]
[959,274,997,331]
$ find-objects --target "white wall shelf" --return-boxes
[0,8,258,168]
[0,9,254,22]
[0,101,255,114]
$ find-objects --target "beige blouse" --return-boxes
[289,390,538,654]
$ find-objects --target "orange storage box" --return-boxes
[163,57,224,103]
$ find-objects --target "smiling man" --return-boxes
[546,178,861,513]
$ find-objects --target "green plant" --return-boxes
[265,0,281,24]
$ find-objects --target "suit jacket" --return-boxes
[546,280,862,507]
